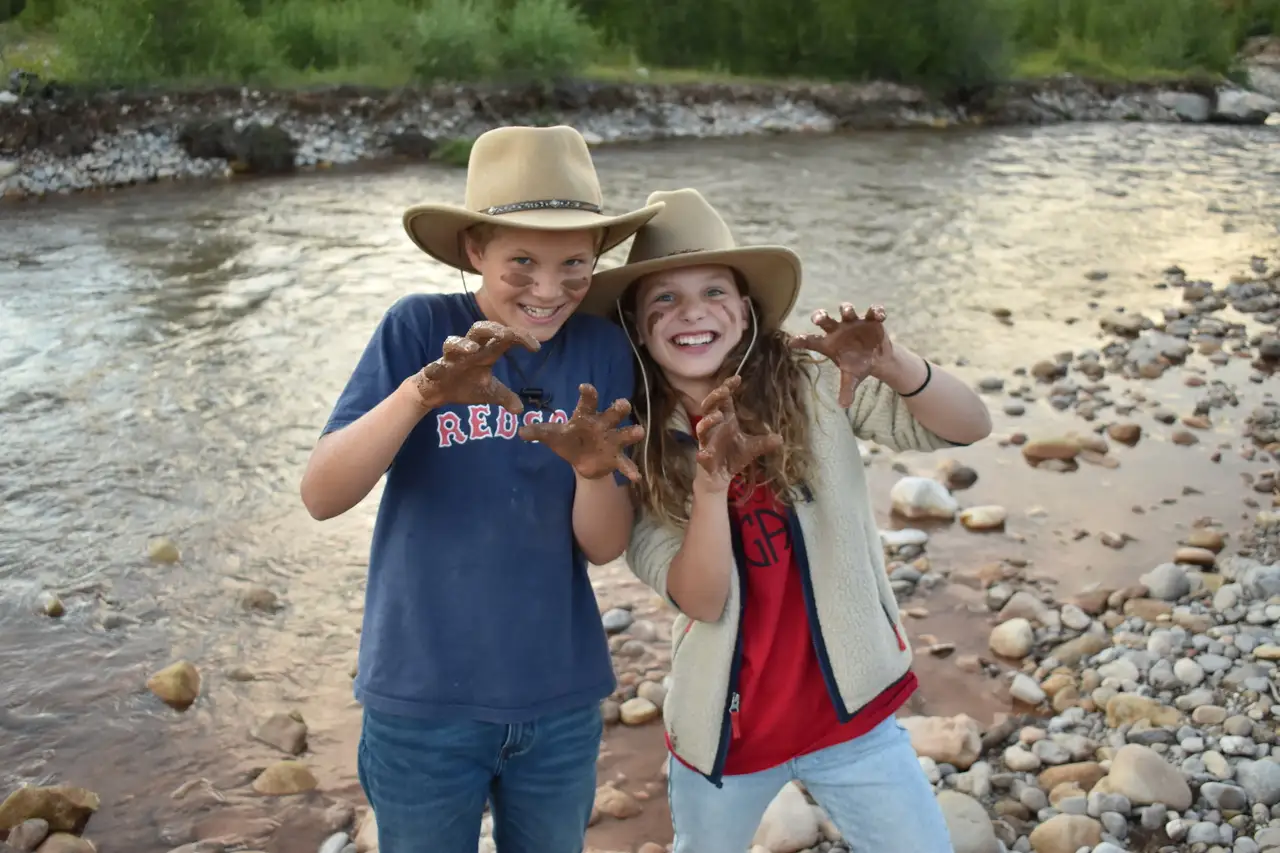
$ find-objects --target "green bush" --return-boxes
[55,0,277,84]
[1008,0,1240,77]
[1234,0,1280,37]
[407,0,499,82]
[264,0,413,71]
[0,0,27,23]
[497,0,598,81]
[589,0,1010,90]
[32,0,1276,88]
[15,0,60,26]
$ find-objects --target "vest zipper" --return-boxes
[703,520,750,789]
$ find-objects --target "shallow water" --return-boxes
[1,121,1279,850]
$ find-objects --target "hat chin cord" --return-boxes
[617,297,759,487]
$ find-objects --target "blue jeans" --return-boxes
[357,703,602,853]
[669,717,954,853]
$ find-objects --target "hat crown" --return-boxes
[625,189,737,264]
[463,126,604,213]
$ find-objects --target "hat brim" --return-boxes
[402,202,665,273]
[582,246,802,331]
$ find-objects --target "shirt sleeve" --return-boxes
[321,297,433,438]
[811,360,958,453]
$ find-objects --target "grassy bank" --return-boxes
[2,0,1279,93]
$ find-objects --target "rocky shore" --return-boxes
[0,58,1277,201]
[3,254,1280,853]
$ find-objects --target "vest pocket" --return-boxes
[881,601,906,651]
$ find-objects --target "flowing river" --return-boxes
[1,121,1278,851]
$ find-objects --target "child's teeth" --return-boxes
[522,306,555,318]
[675,333,713,346]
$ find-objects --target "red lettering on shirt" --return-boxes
[436,412,467,448]
[495,408,519,439]
[468,405,493,441]
[549,409,569,424]
[523,411,544,427]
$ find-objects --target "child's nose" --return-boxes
[678,301,708,322]
[530,275,562,299]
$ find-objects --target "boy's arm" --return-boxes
[572,474,633,564]
[569,333,639,564]
[300,301,431,520]
[301,379,430,520]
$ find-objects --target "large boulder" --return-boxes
[1212,88,1280,124]
[177,119,298,175]
[0,786,99,835]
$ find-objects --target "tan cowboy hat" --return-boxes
[402,125,664,272]
[583,188,801,330]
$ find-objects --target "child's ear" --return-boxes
[463,235,485,270]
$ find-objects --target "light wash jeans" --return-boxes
[668,716,954,853]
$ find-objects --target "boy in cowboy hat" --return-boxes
[300,125,664,853]
[586,189,989,852]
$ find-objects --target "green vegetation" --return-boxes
[1,0,1278,92]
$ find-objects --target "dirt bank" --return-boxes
[1,72,1276,200]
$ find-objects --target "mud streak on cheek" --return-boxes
[502,272,535,289]
[559,276,590,293]
[644,308,669,340]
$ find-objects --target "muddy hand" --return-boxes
[788,302,889,408]
[695,376,784,484]
[414,321,540,414]
[518,384,646,482]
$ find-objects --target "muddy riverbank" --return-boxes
[0,69,1277,200]
[1,125,1278,852]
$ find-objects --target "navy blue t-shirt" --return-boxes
[322,291,634,722]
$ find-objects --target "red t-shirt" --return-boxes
[670,423,917,775]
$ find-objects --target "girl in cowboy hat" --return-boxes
[588,189,992,852]
[300,125,665,853]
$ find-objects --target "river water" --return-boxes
[1,121,1279,851]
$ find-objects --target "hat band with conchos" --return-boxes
[481,199,602,216]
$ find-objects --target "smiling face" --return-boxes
[466,226,599,341]
[633,264,751,407]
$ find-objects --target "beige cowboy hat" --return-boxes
[402,125,664,273]
[583,188,801,330]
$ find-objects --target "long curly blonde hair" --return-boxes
[625,278,818,528]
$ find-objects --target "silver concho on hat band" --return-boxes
[480,199,602,216]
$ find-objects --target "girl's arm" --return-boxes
[663,472,735,622]
[872,345,992,446]
[572,474,634,564]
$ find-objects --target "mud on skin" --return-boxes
[519,383,644,482]
[789,303,889,407]
[695,376,785,480]
[414,320,539,414]
[498,273,591,293]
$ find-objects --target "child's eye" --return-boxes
[564,258,585,267]
[652,293,674,303]
[512,257,533,266]
[706,287,726,298]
